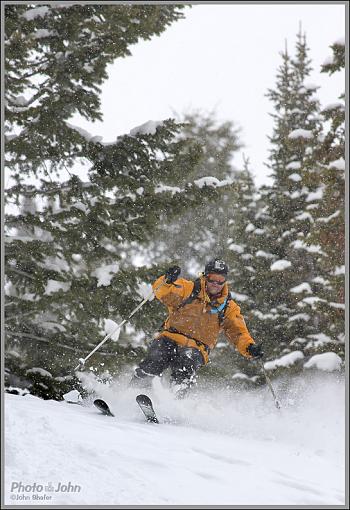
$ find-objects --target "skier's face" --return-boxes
[205,274,226,295]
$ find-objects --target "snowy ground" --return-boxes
[5,372,345,506]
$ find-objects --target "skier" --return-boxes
[130,258,263,397]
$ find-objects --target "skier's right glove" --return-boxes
[164,266,181,284]
[247,343,264,359]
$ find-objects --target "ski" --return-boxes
[93,399,115,417]
[136,394,159,424]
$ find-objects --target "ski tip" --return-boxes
[93,398,106,406]
[93,399,114,417]
[136,394,152,405]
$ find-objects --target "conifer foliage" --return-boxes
[5,4,220,397]
[303,38,345,355]
[250,32,324,365]
[4,8,345,396]
[153,110,243,272]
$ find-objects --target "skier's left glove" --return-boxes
[247,343,264,358]
[164,266,181,284]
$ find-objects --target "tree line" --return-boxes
[4,4,345,398]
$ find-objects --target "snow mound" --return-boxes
[5,373,345,505]
[129,120,163,136]
[154,184,181,195]
[270,259,292,271]
[304,353,342,372]
[288,173,302,182]
[25,368,52,378]
[91,263,119,287]
[329,158,345,171]
[21,6,50,20]
[264,351,304,370]
[288,129,314,140]
[290,282,312,294]
[194,176,233,189]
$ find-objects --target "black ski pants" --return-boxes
[132,336,204,388]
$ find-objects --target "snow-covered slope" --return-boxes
[5,373,345,505]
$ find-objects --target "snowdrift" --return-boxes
[5,372,345,505]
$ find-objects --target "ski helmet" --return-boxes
[204,258,228,276]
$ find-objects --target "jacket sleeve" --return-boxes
[152,275,193,310]
[222,301,255,357]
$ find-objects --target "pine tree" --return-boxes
[226,157,258,305]
[151,110,243,275]
[302,38,345,357]
[5,4,225,398]
[258,31,324,372]
[212,157,265,384]
[5,4,187,175]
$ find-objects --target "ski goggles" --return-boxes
[206,274,226,285]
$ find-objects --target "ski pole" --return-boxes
[74,279,167,371]
[258,359,281,409]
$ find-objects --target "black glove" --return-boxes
[164,266,181,284]
[247,343,264,359]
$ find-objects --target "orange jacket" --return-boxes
[152,275,255,363]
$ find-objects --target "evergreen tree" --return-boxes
[226,156,259,306]
[5,4,187,175]
[302,38,345,357]
[258,31,324,370]
[151,110,243,275]
[5,4,225,398]
[212,157,265,384]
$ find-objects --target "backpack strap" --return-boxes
[177,279,232,324]
[158,278,202,332]
[217,293,232,325]
[160,280,231,331]
[176,278,202,310]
